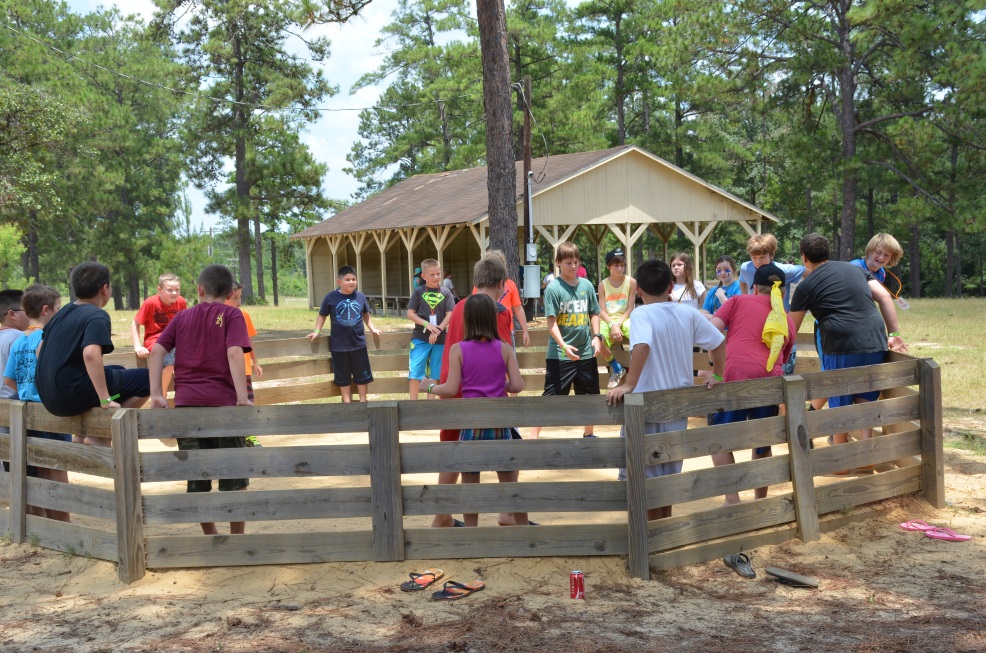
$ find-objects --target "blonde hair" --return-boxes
[158,273,179,287]
[420,258,439,272]
[863,233,904,267]
[746,234,778,257]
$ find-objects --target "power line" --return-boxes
[513,82,550,183]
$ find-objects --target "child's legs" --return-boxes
[495,471,528,525]
[431,430,462,527]
[708,409,743,504]
[34,435,71,520]
[333,350,356,403]
[407,342,430,400]
[161,365,175,395]
[425,345,445,399]
[571,359,600,436]
[461,471,480,526]
[355,384,368,402]
[350,348,373,403]
[534,359,574,438]
[339,385,353,403]
[752,446,772,499]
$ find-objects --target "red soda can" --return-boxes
[570,570,585,599]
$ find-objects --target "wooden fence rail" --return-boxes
[1,341,941,585]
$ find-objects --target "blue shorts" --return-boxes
[618,419,687,480]
[162,348,176,367]
[822,351,887,407]
[408,340,444,380]
[782,344,797,375]
[707,405,779,456]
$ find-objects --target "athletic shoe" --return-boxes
[607,368,626,389]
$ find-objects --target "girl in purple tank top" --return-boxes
[426,294,527,526]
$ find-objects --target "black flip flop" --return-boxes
[723,553,756,579]
[765,566,819,588]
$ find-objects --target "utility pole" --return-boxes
[520,76,539,303]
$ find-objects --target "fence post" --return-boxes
[623,393,649,580]
[369,402,404,562]
[782,376,819,542]
[112,409,145,583]
[918,359,944,508]
[8,401,26,543]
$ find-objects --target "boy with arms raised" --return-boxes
[4,284,70,521]
[597,248,636,389]
[406,258,455,400]
[150,264,252,535]
[132,273,186,392]
[606,260,725,520]
[36,263,150,446]
[306,266,382,403]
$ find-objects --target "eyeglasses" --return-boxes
[715,270,734,276]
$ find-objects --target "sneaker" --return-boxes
[607,368,626,389]
[245,436,262,448]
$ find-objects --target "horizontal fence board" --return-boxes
[815,465,921,513]
[640,377,785,423]
[645,416,787,465]
[0,433,7,462]
[260,359,332,381]
[146,531,376,568]
[140,445,371,482]
[806,395,920,438]
[24,514,117,561]
[136,404,371,439]
[400,438,626,474]
[26,438,114,478]
[253,381,337,406]
[802,360,918,401]
[22,403,114,437]
[810,430,921,475]
[397,395,623,430]
[252,336,331,359]
[648,494,796,553]
[401,480,626,516]
[405,523,630,559]
[26,476,116,520]
[142,487,373,524]
[647,456,791,507]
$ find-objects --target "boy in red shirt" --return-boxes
[132,273,186,393]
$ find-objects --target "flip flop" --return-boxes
[899,519,936,532]
[453,519,465,527]
[924,527,971,542]
[723,553,756,579]
[400,568,444,592]
[765,566,819,589]
[431,580,485,601]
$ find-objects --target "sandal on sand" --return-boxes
[924,527,971,542]
[431,580,485,601]
[723,553,756,579]
[400,568,444,592]
[765,566,819,588]
[453,519,465,527]
[899,520,936,532]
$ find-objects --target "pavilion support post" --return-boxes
[347,232,369,293]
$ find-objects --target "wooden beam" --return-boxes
[918,359,944,508]
[368,402,404,562]
[112,409,145,583]
[782,376,819,543]
[8,401,26,543]
[623,394,649,580]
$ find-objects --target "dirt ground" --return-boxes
[2,426,985,653]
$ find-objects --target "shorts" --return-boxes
[332,348,373,386]
[542,358,600,396]
[26,430,72,476]
[617,419,687,480]
[162,348,176,367]
[822,351,887,407]
[707,405,779,456]
[408,340,444,380]
[105,365,151,404]
[177,436,249,492]
[782,344,797,375]
[245,375,254,403]
[602,320,630,349]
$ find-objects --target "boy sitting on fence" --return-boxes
[36,263,151,447]
[606,260,725,521]
[131,272,186,393]
[149,264,253,536]
[3,284,71,522]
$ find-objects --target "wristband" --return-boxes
[593,333,603,340]
[313,328,321,335]
[427,383,436,394]
[712,373,724,382]
[100,393,121,405]
[888,332,901,337]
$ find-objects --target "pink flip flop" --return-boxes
[899,520,936,532]
[924,527,971,542]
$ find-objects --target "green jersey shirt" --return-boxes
[543,276,600,360]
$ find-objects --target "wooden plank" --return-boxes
[260,358,332,381]
[24,403,114,438]
[397,395,623,431]
[142,487,373,524]
[782,376,819,543]
[251,335,331,359]
[146,531,376,568]
[401,480,626,515]
[140,445,371,482]
[793,356,821,374]
[801,359,918,401]
[648,494,796,553]
[623,394,649,580]
[0,432,7,465]
[253,381,337,406]
[405,523,630,559]
[25,438,114,478]
[815,466,921,513]
[8,401,26,543]
[646,456,791,507]
[25,476,116,520]
[102,351,137,367]
[400,438,626,473]
[0,506,7,532]
[795,331,815,347]
[640,377,785,423]
[23,514,118,562]
[136,403,371,439]
[809,429,921,476]
[918,359,945,508]
[644,416,786,465]
[0,400,10,427]
[113,409,145,583]
[805,394,920,438]
[368,402,404,562]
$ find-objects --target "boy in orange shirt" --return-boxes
[132,273,186,392]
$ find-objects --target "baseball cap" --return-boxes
[605,248,625,266]
[753,262,785,287]
[414,267,422,274]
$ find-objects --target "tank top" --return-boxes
[602,276,630,320]
[459,339,507,399]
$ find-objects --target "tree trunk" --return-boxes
[866,187,874,239]
[270,234,279,307]
[233,31,253,299]
[254,216,265,300]
[27,211,39,283]
[805,186,813,233]
[477,0,519,282]
[112,277,124,310]
[614,13,625,146]
[909,223,921,298]
[944,229,954,297]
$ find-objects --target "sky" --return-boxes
[63,0,402,231]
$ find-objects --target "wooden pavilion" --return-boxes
[291,145,778,310]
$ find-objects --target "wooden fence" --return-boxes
[0,337,941,584]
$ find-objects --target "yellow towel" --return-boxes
[762,280,788,371]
